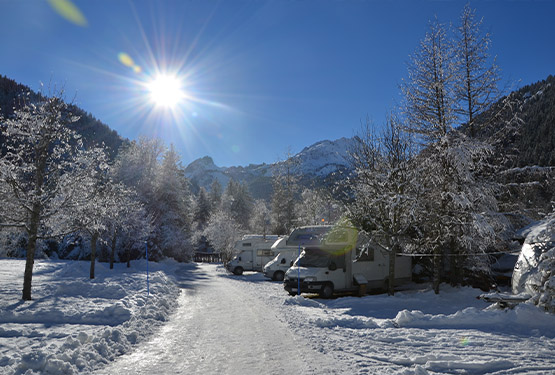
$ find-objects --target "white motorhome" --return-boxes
[263,226,333,281]
[226,235,280,275]
[284,226,412,298]
[512,216,555,295]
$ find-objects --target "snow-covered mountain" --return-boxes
[289,137,354,177]
[184,137,355,198]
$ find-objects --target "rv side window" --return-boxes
[243,243,252,247]
[356,248,374,262]
[257,249,273,256]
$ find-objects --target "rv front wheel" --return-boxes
[273,271,285,282]
[320,283,334,299]
[233,267,244,276]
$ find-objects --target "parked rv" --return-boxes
[512,216,555,295]
[284,226,411,298]
[263,226,333,281]
[226,235,280,275]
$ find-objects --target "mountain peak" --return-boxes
[184,156,221,173]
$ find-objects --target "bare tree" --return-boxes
[454,3,501,137]
[402,17,456,144]
[203,211,242,265]
[0,92,92,300]
[348,115,417,295]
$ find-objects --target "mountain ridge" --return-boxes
[184,137,356,199]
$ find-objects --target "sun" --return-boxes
[146,74,185,108]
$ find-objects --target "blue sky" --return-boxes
[1,0,554,167]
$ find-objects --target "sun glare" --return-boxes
[147,74,185,108]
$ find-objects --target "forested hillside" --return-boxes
[469,74,555,168]
[0,75,125,158]
[463,75,555,223]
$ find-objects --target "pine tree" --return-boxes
[271,152,299,235]
[209,180,223,210]
[250,199,271,236]
[193,187,211,230]
[154,144,193,261]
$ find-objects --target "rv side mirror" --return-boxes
[328,262,337,271]
[238,257,242,261]
[281,258,286,264]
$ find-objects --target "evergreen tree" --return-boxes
[250,199,271,236]
[154,144,193,261]
[193,187,211,230]
[271,152,299,235]
[209,179,222,210]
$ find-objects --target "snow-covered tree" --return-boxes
[113,139,193,262]
[104,187,152,269]
[401,17,456,144]
[203,211,242,265]
[454,3,501,137]
[221,179,253,230]
[271,152,300,235]
[0,92,93,300]
[250,199,271,236]
[154,144,193,262]
[62,146,114,279]
[348,116,417,295]
[193,187,211,231]
[297,187,342,226]
[114,136,165,207]
[209,179,222,210]
[402,16,506,293]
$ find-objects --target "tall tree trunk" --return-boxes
[90,231,99,279]
[109,229,118,269]
[449,237,460,286]
[432,248,442,294]
[22,150,46,301]
[388,242,398,296]
[22,203,41,300]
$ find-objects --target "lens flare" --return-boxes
[47,0,88,27]
[118,52,142,73]
[118,52,135,67]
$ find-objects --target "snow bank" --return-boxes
[394,303,555,336]
[0,259,186,375]
[283,295,324,308]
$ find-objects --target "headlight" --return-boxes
[304,276,317,282]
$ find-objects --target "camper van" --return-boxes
[263,226,333,281]
[226,235,280,275]
[284,226,411,298]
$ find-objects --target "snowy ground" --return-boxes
[1,260,554,374]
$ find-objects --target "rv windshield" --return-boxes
[286,226,331,246]
[295,250,330,268]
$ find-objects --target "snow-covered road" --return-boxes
[97,264,333,374]
[3,260,553,374]
[98,263,555,375]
